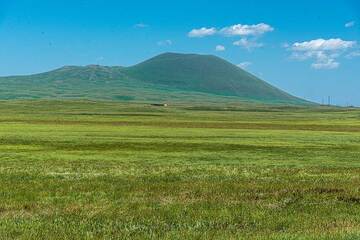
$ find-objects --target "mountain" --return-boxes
[0,53,309,104]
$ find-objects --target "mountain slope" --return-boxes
[0,53,309,104]
[125,53,304,103]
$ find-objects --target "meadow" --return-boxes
[0,100,359,239]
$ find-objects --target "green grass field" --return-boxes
[0,100,359,239]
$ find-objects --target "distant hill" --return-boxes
[0,53,310,105]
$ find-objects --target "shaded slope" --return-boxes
[125,53,306,104]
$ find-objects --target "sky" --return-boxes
[0,0,359,105]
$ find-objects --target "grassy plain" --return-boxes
[0,100,359,239]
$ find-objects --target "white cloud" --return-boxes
[291,50,339,62]
[134,23,148,28]
[188,27,216,38]
[220,23,274,36]
[346,51,360,58]
[188,23,273,51]
[345,21,355,28]
[237,61,252,69]
[311,59,339,69]
[188,23,273,38]
[233,38,263,50]
[289,38,356,70]
[215,45,225,51]
[292,38,356,51]
[157,40,173,46]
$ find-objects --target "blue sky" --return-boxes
[0,0,359,105]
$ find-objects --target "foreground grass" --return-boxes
[0,101,359,239]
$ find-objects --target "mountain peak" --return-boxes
[154,52,216,59]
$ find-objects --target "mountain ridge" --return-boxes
[0,52,311,105]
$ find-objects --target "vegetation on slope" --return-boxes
[0,53,310,104]
[126,53,305,103]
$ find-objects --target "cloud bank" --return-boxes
[289,38,356,69]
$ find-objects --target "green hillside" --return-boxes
[0,53,310,104]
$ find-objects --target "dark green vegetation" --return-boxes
[0,100,359,239]
[0,53,308,104]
